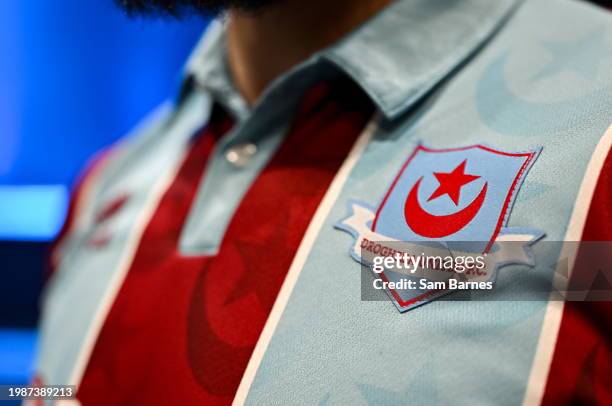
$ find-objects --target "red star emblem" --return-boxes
[427,160,480,205]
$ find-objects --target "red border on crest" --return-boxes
[370,143,537,309]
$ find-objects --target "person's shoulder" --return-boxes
[49,102,175,266]
[511,0,612,48]
[80,101,175,198]
[467,0,612,141]
[522,0,612,22]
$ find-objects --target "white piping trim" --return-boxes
[232,114,381,405]
[522,124,612,406]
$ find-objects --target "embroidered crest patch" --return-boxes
[336,143,543,312]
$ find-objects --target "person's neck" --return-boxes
[226,0,391,105]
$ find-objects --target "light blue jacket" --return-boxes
[39,0,612,404]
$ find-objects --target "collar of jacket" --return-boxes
[183,0,522,120]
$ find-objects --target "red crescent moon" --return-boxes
[404,177,488,238]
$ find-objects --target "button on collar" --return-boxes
[225,143,257,168]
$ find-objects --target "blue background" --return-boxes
[0,0,208,386]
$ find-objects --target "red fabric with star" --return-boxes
[540,147,612,405]
[75,80,373,405]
